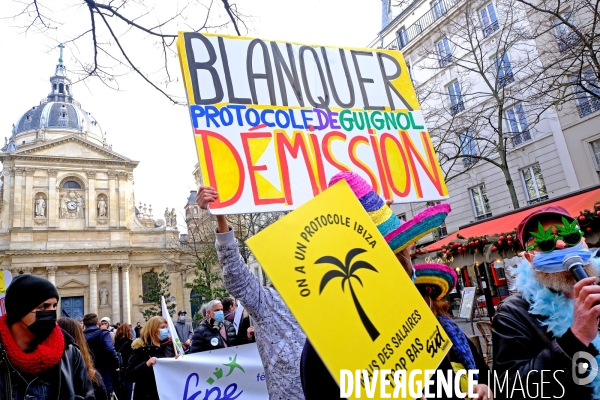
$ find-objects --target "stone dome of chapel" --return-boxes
[7,47,105,151]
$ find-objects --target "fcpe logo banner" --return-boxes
[247,180,451,399]
[176,32,448,215]
[153,343,268,400]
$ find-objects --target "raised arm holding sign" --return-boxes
[197,187,306,400]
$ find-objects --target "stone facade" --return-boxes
[0,60,196,324]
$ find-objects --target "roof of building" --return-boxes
[9,52,105,150]
[186,190,197,207]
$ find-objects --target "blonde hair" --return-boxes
[140,316,167,347]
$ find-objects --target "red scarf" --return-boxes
[0,314,64,375]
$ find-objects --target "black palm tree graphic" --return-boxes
[316,248,380,341]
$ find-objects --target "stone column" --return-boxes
[108,171,117,227]
[89,264,99,314]
[24,168,35,228]
[111,264,120,323]
[47,169,58,228]
[121,264,131,323]
[86,170,96,228]
[46,266,58,285]
[12,168,24,228]
[117,172,127,228]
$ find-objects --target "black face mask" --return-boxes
[26,310,57,341]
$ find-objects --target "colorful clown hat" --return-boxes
[413,263,457,299]
[328,171,451,254]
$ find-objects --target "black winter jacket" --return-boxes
[492,294,598,399]
[0,328,95,400]
[190,319,237,353]
[126,338,175,400]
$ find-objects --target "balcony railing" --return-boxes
[383,0,461,50]
[439,54,453,68]
[527,195,549,205]
[577,98,600,118]
[483,20,499,37]
[498,72,514,88]
[475,212,493,221]
[557,33,581,53]
[463,156,478,168]
[512,130,531,146]
[451,101,465,115]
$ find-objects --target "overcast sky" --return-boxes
[0,0,380,227]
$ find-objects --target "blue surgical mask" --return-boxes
[158,328,169,341]
[213,311,224,323]
[179,316,186,322]
[532,242,597,273]
[411,267,417,283]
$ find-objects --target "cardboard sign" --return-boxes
[154,343,268,400]
[0,270,12,316]
[247,180,450,397]
[458,287,477,320]
[177,32,448,214]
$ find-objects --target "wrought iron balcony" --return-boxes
[557,33,581,53]
[498,72,514,88]
[383,0,461,50]
[527,195,549,205]
[463,156,478,168]
[577,98,600,118]
[475,212,493,221]
[451,101,465,115]
[483,20,499,37]
[512,130,531,146]
[439,54,453,68]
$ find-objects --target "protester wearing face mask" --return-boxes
[190,300,237,353]
[0,274,95,399]
[173,310,193,351]
[493,206,600,399]
[413,263,492,400]
[126,316,177,400]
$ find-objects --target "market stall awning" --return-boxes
[425,185,600,252]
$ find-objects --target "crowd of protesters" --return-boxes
[3,172,600,400]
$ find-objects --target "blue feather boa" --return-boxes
[514,259,600,397]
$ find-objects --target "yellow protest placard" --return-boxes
[247,179,451,398]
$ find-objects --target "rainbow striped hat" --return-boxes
[328,171,451,254]
[413,263,457,299]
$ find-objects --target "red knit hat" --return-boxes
[516,206,574,246]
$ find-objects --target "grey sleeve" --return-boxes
[216,227,268,321]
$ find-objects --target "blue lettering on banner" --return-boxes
[183,373,243,400]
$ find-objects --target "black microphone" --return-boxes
[563,255,589,282]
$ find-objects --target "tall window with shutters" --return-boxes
[459,130,477,168]
[438,37,452,67]
[494,53,514,88]
[506,104,531,145]
[448,81,465,115]
[480,3,499,37]
[521,164,548,204]
[572,67,600,117]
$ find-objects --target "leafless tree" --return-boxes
[411,0,556,209]
[517,0,600,117]
[5,0,250,104]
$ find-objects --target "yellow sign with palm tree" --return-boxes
[247,179,451,398]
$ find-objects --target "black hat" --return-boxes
[178,310,187,315]
[6,274,59,326]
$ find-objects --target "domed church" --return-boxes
[0,50,191,324]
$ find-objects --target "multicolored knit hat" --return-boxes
[413,263,457,299]
[328,171,451,253]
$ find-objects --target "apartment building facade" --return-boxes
[369,0,599,240]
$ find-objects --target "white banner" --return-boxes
[154,343,268,400]
[161,296,185,357]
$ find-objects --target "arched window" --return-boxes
[142,271,159,303]
[59,83,64,94]
[62,181,81,189]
